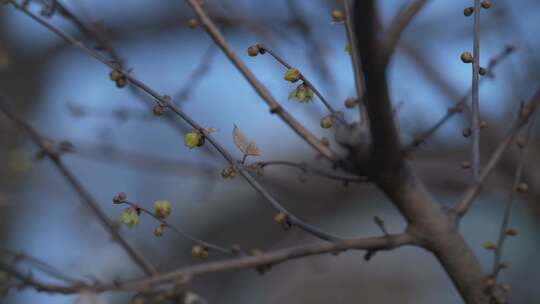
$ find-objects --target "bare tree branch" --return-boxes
[454,87,540,217]
[1,233,416,294]
[184,0,338,162]
[0,96,158,276]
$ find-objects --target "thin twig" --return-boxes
[491,112,537,280]
[402,45,515,154]
[453,87,540,217]
[0,96,157,276]
[258,45,343,121]
[1,249,83,284]
[254,160,367,183]
[120,201,235,256]
[471,0,482,180]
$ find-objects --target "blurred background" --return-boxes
[1,0,540,303]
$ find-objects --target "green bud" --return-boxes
[109,70,123,81]
[331,9,344,22]
[191,244,208,258]
[283,68,301,83]
[288,83,314,103]
[120,207,140,229]
[320,115,333,129]
[247,45,260,57]
[185,131,204,149]
[153,200,171,219]
[460,51,473,63]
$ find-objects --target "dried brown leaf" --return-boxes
[233,125,261,156]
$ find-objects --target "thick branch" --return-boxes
[1,233,416,294]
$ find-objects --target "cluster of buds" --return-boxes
[120,206,140,229]
[109,69,127,88]
[246,44,266,57]
[288,83,314,103]
[221,165,237,179]
[112,192,127,204]
[463,1,492,17]
[249,162,265,176]
[154,200,172,219]
[320,115,333,129]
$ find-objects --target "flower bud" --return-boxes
[344,98,356,108]
[461,52,473,63]
[185,131,204,149]
[154,200,171,219]
[331,9,344,22]
[115,77,127,88]
[320,115,333,129]
[109,70,123,81]
[288,83,314,103]
[152,104,165,116]
[191,244,208,258]
[247,45,260,57]
[120,207,140,229]
[187,18,199,29]
[284,68,301,83]
[273,212,288,224]
[154,225,165,237]
[113,192,127,204]
[221,166,236,179]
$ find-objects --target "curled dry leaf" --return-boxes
[233,125,261,156]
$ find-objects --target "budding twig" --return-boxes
[7,1,342,242]
[0,96,157,276]
[491,111,536,282]
[453,87,540,217]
